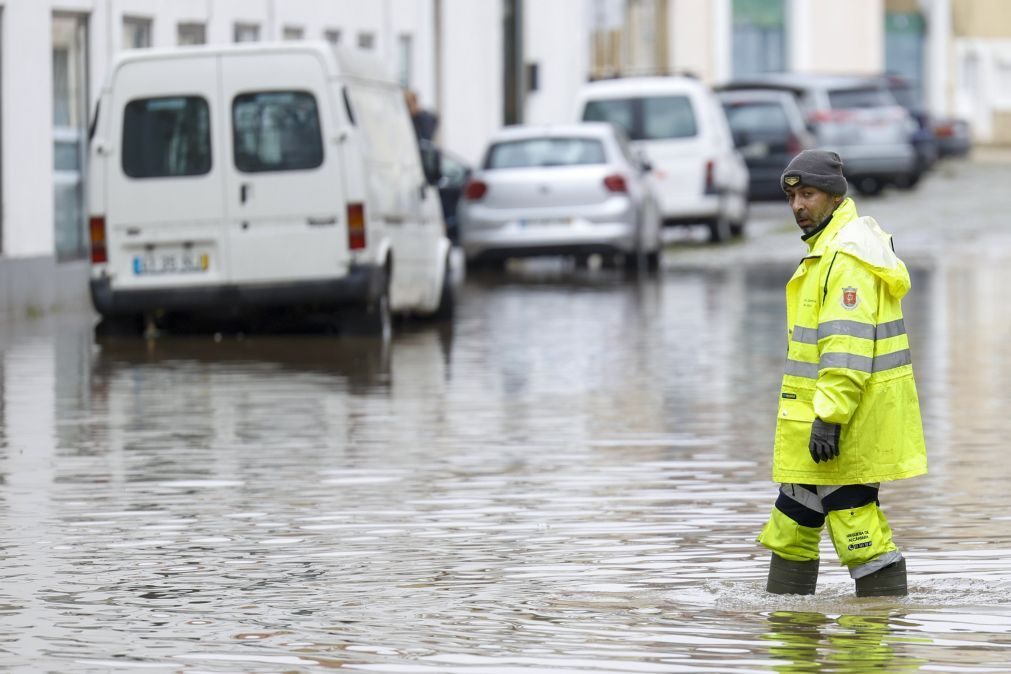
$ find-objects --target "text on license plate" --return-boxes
[133,252,210,275]
[519,217,571,227]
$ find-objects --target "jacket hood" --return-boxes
[808,199,910,299]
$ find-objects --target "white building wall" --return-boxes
[0,0,435,260]
[524,0,589,125]
[788,0,885,75]
[439,0,503,166]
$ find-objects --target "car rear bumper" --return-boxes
[460,220,638,260]
[90,264,386,317]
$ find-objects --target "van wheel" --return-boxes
[708,215,732,243]
[432,255,455,321]
[345,273,392,339]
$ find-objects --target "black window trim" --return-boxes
[121,94,213,180]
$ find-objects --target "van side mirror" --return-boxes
[420,143,442,186]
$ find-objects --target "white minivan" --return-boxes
[576,76,750,242]
[88,42,453,336]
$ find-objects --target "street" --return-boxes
[2,152,1011,672]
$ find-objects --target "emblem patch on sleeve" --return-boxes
[841,286,860,310]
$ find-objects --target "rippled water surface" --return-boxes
[4,158,1011,672]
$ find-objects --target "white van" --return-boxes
[88,42,453,336]
[576,76,750,242]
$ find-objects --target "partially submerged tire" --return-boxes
[432,254,455,321]
[345,270,392,339]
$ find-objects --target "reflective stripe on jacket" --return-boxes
[773,198,928,485]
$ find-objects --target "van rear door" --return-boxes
[220,51,348,284]
[105,55,226,290]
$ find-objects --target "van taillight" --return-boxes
[347,203,366,250]
[603,174,628,193]
[463,180,488,201]
[704,160,716,194]
[89,216,108,264]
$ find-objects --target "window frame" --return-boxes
[121,95,213,179]
[230,90,325,174]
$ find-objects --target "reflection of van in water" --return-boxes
[88,42,453,336]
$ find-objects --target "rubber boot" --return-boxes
[855,558,907,597]
[766,553,819,595]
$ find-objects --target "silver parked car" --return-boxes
[458,123,662,269]
[721,73,919,195]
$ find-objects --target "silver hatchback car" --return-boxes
[457,123,661,269]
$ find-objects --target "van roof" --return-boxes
[108,41,393,85]
[578,76,707,99]
[719,72,885,94]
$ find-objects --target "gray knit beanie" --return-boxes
[781,150,848,195]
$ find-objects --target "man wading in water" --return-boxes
[757,150,928,597]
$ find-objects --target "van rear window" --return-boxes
[122,96,211,178]
[232,91,323,173]
[485,138,606,169]
[583,96,697,141]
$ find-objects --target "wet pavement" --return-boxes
[3,155,1011,672]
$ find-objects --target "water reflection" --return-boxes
[763,611,927,673]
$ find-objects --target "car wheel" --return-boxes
[94,314,143,338]
[854,176,884,196]
[894,171,922,190]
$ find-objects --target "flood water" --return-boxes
[4,157,1011,672]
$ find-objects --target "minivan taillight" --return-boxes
[603,174,628,193]
[347,203,366,250]
[704,160,716,194]
[89,216,108,264]
[463,179,488,201]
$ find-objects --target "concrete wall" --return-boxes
[524,0,590,126]
[789,0,885,76]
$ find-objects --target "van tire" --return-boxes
[345,270,392,339]
[708,214,731,243]
[95,315,143,338]
[432,255,455,321]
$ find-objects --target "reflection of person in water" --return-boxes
[762,611,927,673]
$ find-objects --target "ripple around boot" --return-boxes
[766,554,819,595]
[855,558,908,597]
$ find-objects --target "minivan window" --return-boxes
[232,91,323,173]
[583,95,696,140]
[122,96,211,178]
[485,138,606,169]
[827,87,893,110]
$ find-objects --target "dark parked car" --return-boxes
[420,140,471,245]
[717,88,816,199]
[721,73,919,196]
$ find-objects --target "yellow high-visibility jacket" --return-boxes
[773,198,927,485]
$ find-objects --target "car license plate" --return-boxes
[520,217,571,227]
[133,251,210,275]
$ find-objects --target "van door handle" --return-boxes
[307,216,337,226]
[240,183,251,204]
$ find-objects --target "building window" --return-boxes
[886,11,927,107]
[123,16,152,49]
[177,22,206,46]
[590,0,669,79]
[397,34,412,87]
[234,23,260,43]
[732,0,786,77]
[357,32,374,50]
[283,26,304,41]
[52,13,89,261]
[324,29,341,45]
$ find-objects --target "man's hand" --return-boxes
[809,418,841,463]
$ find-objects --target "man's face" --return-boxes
[785,185,843,234]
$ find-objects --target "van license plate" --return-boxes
[133,252,210,275]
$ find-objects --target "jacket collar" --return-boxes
[804,198,858,257]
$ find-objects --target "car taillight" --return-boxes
[89,216,107,264]
[463,179,488,201]
[603,173,628,193]
[809,109,854,123]
[787,134,802,155]
[347,203,366,250]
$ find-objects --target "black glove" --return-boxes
[809,418,841,463]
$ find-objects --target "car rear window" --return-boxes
[485,138,606,169]
[723,101,790,133]
[122,96,211,178]
[232,91,323,173]
[827,87,893,110]
[583,95,696,141]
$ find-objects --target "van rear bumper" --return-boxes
[90,264,385,317]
